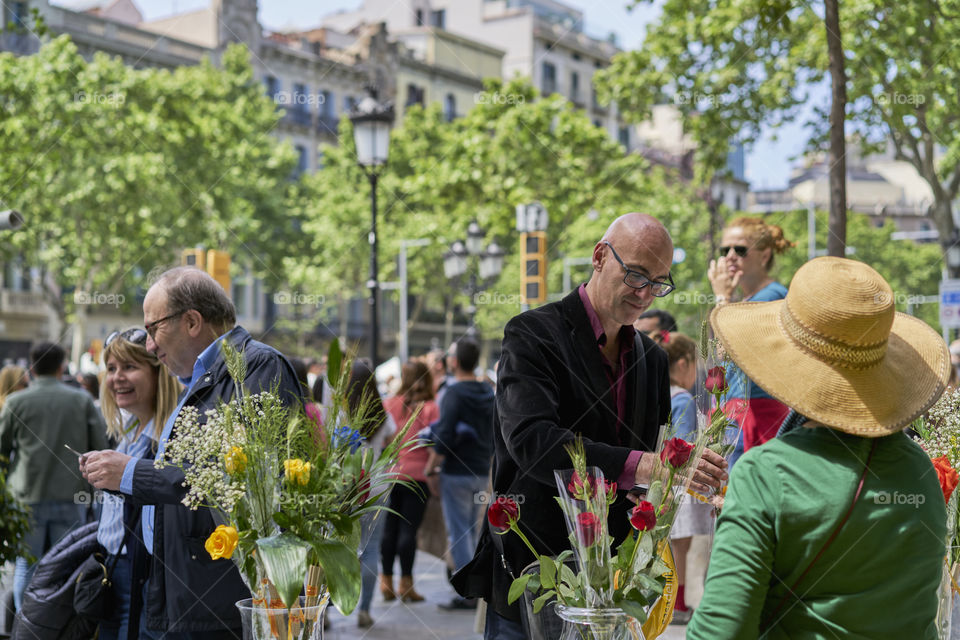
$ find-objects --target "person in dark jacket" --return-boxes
[450,213,728,639]
[79,267,302,639]
[426,337,495,611]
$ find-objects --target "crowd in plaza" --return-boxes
[0,212,957,639]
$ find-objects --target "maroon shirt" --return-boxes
[578,284,644,486]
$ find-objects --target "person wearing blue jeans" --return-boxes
[426,337,495,611]
[357,509,386,627]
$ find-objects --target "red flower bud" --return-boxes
[576,512,602,546]
[932,456,959,504]
[660,437,694,468]
[487,496,520,532]
[567,471,597,498]
[704,366,727,394]
[629,501,657,531]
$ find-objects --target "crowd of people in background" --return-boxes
[1,214,959,639]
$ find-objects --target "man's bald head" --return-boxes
[601,213,673,253]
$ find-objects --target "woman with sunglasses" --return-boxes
[81,328,181,640]
[707,217,795,466]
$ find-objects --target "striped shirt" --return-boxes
[97,417,154,554]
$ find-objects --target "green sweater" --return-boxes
[0,376,107,503]
[688,426,946,640]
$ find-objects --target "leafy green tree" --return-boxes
[0,36,296,361]
[597,0,960,273]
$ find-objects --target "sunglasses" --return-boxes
[105,327,148,348]
[602,241,676,297]
[719,245,749,258]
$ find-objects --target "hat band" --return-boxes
[778,305,887,370]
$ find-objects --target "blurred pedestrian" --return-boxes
[0,341,108,610]
[707,216,794,465]
[86,328,181,640]
[634,308,677,345]
[0,364,28,409]
[381,360,439,606]
[690,257,950,639]
[77,372,100,408]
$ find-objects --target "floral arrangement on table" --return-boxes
[911,387,960,639]
[0,454,32,565]
[493,435,705,637]
[156,340,417,636]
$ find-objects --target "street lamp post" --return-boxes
[349,89,394,366]
[443,221,505,335]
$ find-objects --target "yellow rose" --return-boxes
[284,458,311,486]
[224,446,247,475]
[205,524,239,560]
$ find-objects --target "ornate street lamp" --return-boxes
[445,221,504,334]
[349,89,394,366]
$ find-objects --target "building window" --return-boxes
[293,82,308,112]
[593,119,602,128]
[264,75,280,99]
[572,52,581,61]
[541,62,557,95]
[415,9,424,26]
[430,9,445,28]
[11,2,27,28]
[734,195,743,211]
[444,94,457,121]
[405,84,425,108]
[618,126,630,148]
[344,95,356,112]
[570,71,579,102]
[295,144,308,176]
[319,90,334,117]
[317,149,325,170]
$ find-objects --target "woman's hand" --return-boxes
[708,256,741,302]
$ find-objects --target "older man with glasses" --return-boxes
[80,266,303,640]
[450,213,728,639]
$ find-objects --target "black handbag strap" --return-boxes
[760,438,879,632]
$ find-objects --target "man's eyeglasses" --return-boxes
[602,241,676,297]
[719,245,749,258]
[144,310,185,339]
[105,327,148,348]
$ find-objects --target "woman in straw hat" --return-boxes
[708,217,795,465]
[688,257,950,640]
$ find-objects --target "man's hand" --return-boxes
[634,448,728,496]
[80,450,132,492]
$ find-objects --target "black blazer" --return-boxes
[452,288,670,621]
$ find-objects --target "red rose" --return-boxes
[487,496,520,532]
[602,479,617,497]
[567,471,596,497]
[629,501,657,531]
[660,437,694,468]
[932,456,959,504]
[576,512,602,546]
[704,366,727,394]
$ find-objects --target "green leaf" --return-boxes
[327,339,343,386]
[271,511,295,529]
[539,556,557,589]
[532,590,556,614]
[313,538,362,615]
[256,532,311,609]
[619,598,649,623]
[559,562,578,587]
[508,573,533,604]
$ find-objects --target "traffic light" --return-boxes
[520,231,547,304]
[206,250,231,293]
[181,248,205,270]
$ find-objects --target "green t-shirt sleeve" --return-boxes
[687,451,782,640]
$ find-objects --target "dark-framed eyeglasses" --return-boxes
[144,310,186,339]
[602,241,676,297]
[719,245,749,258]
[105,327,148,348]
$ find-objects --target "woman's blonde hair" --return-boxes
[101,334,181,442]
[726,216,795,271]
[0,365,27,409]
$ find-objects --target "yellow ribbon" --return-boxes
[641,540,678,639]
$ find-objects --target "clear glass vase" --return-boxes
[236,595,328,640]
[556,604,646,640]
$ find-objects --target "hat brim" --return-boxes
[711,301,950,436]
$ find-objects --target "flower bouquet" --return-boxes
[494,435,706,639]
[156,340,417,639]
[912,387,960,639]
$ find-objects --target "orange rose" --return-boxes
[204,524,239,560]
[932,456,959,504]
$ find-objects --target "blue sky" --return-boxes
[133,0,809,189]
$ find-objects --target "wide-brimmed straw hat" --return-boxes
[710,257,950,436]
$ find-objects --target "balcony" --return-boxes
[1,289,48,317]
[283,107,312,128]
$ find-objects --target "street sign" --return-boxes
[940,279,960,329]
[516,202,548,232]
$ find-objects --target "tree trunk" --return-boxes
[932,200,960,278]
[825,0,848,257]
[71,305,88,372]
